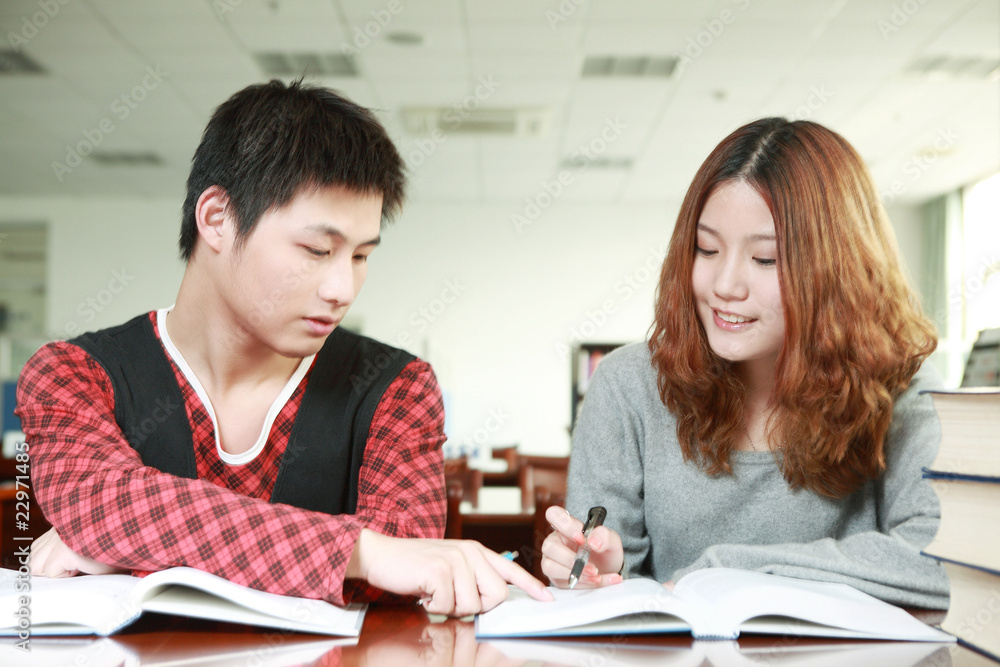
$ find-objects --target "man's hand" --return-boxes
[29,528,124,578]
[347,530,553,617]
[540,505,624,589]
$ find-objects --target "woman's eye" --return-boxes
[754,257,776,267]
[695,246,717,257]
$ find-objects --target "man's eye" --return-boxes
[304,247,329,257]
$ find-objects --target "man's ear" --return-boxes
[194,185,231,255]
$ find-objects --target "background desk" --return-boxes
[9,604,992,666]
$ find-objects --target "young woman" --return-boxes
[541,117,949,609]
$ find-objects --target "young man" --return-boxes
[18,80,550,617]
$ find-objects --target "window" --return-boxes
[936,173,1000,386]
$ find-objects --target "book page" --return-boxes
[0,569,143,636]
[135,567,365,636]
[476,578,700,638]
[674,568,952,641]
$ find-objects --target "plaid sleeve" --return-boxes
[17,343,444,606]
[342,358,447,603]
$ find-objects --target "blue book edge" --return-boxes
[921,468,1000,484]
[920,553,1000,579]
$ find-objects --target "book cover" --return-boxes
[922,477,1000,572]
[933,559,1000,662]
[921,389,1000,478]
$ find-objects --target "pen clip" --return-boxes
[582,506,607,536]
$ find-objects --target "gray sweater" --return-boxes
[567,342,949,609]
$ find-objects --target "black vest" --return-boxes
[70,314,414,516]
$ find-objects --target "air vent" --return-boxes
[582,55,679,78]
[89,151,164,167]
[559,156,634,170]
[254,52,357,77]
[0,49,45,75]
[400,107,550,137]
[906,55,1000,80]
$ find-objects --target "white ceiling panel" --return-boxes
[202,0,341,22]
[468,21,586,52]
[223,19,350,52]
[339,0,462,23]
[359,52,469,82]
[0,0,995,207]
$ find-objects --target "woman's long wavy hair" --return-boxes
[649,117,936,498]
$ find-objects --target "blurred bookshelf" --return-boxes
[570,343,624,432]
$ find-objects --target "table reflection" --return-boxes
[2,605,986,666]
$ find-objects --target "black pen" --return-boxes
[568,506,606,589]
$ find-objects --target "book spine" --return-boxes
[955,637,1000,664]
[921,468,1000,483]
[922,553,1000,578]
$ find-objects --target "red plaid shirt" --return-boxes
[16,312,446,606]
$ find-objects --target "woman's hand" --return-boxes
[29,528,124,578]
[540,506,624,589]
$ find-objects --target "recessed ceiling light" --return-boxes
[385,31,424,46]
[582,55,679,78]
[253,52,357,77]
[0,49,45,75]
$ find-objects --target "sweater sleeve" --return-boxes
[16,341,445,607]
[670,365,950,609]
[565,349,652,579]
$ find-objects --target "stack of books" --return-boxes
[922,388,1000,661]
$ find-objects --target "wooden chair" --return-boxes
[483,445,520,486]
[443,457,482,539]
[444,478,465,539]
[528,484,566,582]
[517,455,570,581]
[517,455,569,511]
[443,457,483,508]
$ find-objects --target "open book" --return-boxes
[475,567,952,642]
[0,566,365,637]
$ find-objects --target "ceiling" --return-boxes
[1,0,998,206]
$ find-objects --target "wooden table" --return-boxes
[13,604,995,666]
